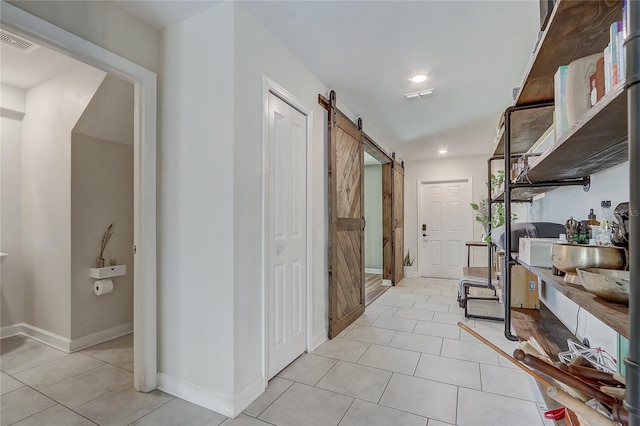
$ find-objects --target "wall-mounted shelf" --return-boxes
[515,1,622,106]
[90,265,126,279]
[524,83,628,182]
[492,106,554,157]
[485,0,633,356]
[491,186,553,203]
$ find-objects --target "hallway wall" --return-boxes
[70,133,134,340]
[364,164,383,270]
[0,84,26,329]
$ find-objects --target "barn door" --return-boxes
[327,94,365,338]
[392,162,405,284]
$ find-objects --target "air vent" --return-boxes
[0,30,40,53]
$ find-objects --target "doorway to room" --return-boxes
[1,3,158,392]
[363,151,389,305]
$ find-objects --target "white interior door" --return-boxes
[267,92,307,379]
[419,179,471,279]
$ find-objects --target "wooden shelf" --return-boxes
[492,106,554,157]
[517,260,629,339]
[491,186,554,203]
[524,83,628,182]
[515,0,623,106]
[511,305,575,362]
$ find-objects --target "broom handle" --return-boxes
[457,322,551,387]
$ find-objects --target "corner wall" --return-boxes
[1,84,26,329]
[70,133,134,340]
[158,1,236,407]
[21,67,105,339]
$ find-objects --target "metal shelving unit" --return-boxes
[484,0,636,385]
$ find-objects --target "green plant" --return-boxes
[470,197,517,242]
[403,250,414,266]
[490,170,506,192]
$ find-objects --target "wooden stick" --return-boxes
[546,386,618,426]
[457,322,552,387]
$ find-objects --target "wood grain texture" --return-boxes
[511,305,576,361]
[516,0,622,106]
[328,108,365,338]
[493,106,554,156]
[525,84,628,181]
[522,263,629,338]
[382,164,393,280]
[392,164,404,284]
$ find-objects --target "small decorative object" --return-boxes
[403,250,414,266]
[565,216,579,244]
[96,222,115,268]
[109,258,118,266]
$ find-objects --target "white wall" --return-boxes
[21,67,105,339]
[1,84,26,328]
[8,0,161,72]
[530,161,629,358]
[159,1,236,405]
[70,133,134,339]
[159,2,392,415]
[364,165,383,270]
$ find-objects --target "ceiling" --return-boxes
[0,37,87,89]
[114,0,540,161]
[4,1,542,162]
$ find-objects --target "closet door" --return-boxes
[328,108,365,338]
[392,162,405,284]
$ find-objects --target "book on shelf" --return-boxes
[554,65,568,142]
[566,53,602,128]
[604,20,625,95]
[589,57,605,107]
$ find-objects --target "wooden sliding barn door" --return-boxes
[392,162,405,284]
[382,164,393,282]
[327,99,365,338]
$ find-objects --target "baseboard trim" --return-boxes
[310,328,328,352]
[364,268,383,274]
[70,322,133,352]
[0,324,23,339]
[1,323,72,352]
[157,372,265,418]
[1,322,134,353]
[233,376,265,417]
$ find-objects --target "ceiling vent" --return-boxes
[0,30,40,53]
[404,88,435,100]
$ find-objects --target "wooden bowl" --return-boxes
[576,268,630,304]
[551,244,626,284]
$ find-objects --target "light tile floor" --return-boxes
[1,277,555,426]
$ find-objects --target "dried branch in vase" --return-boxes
[96,222,115,268]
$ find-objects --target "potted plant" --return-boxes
[403,250,416,277]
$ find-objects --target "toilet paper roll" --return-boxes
[94,279,114,296]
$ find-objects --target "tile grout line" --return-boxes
[248,378,295,419]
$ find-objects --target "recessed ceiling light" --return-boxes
[410,74,427,83]
[438,149,448,154]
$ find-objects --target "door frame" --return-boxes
[1,2,158,391]
[416,176,473,278]
[261,77,313,388]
